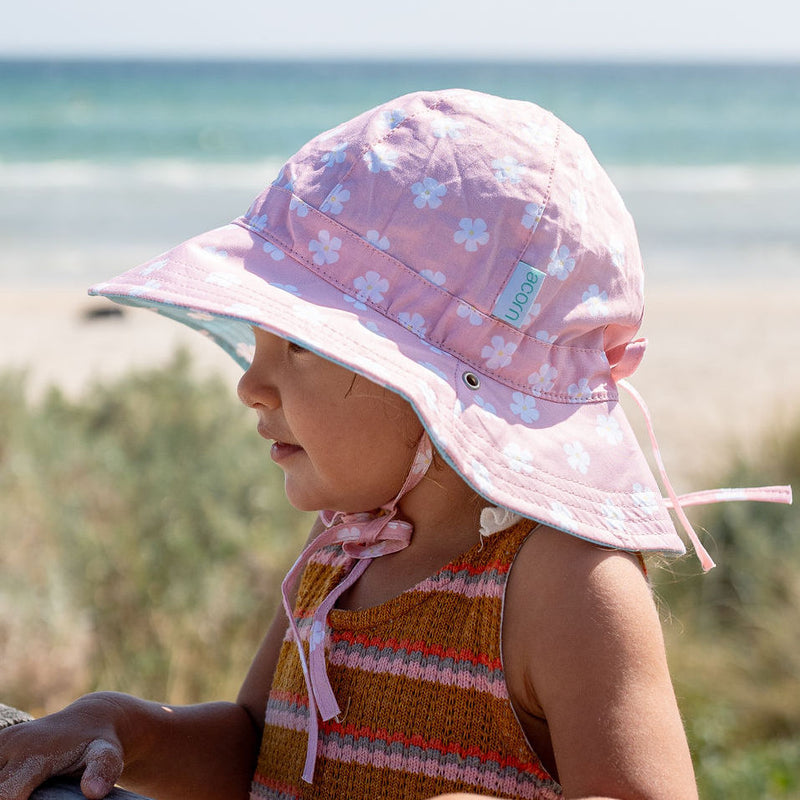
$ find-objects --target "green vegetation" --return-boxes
[0,353,312,710]
[654,419,800,799]
[1,356,797,797]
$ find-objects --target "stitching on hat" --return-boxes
[241,222,615,404]
[235,201,617,404]
[492,116,562,310]
[332,92,448,190]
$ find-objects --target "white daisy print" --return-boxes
[353,271,389,303]
[321,142,348,168]
[522,122,555,146]
[308,620,326,651]
[535,330,556,344]
[271,167,286,187]
[361,319,384,336]
[570,189,588,222]
[202,246,228,258]
[471,461,493,493]
[609,239,626,268]
[432,116,465,138]
[363,143,399,173]
[582,284,608,317]
[600,499,626,532]
[140,259,167,275]
[365,230,390,250]
[568,378,592,402]
[235,342,255,363]
[481,335,517,369]
[550,501,575,529]
[320,183,350,215]
[412,177,447,209]
[632,483,659,515]
[262,241,285,261]
[596,414,623,445]
[205,272,241,287]
[417,379,438,411]
[504,442,534,474]
[474,395,497,415]
[291,304,325,324]
[309,230,341,265]
[510,391,539,423]
[521,203,544,230]
[398,311,427,337]
[548,245,576,281]
[528,363,558,394]
[492,155,524,184]
[226,302,261,317]
[421,269,446,286]
[519,304,541,328]
[454,218,489,252]
[382,108,406,129]
[269,282,300,296]
[290,196,309,217]
[128,279,161,296]
[457,303,483,326]
[249,213,268,231]
[564,441,590,474]
[576,153,596,181]
[343,294,367,311]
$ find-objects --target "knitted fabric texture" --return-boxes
[250,520,562,800]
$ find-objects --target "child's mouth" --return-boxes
[270,441,303,462]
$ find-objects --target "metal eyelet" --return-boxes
[462,371,480,390]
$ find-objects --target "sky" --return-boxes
[2,0,799,61]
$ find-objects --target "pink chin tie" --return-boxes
[611,339,791,572]
[618,377,792,572]
[280,432,434,783]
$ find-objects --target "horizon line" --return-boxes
[2,52,799,66]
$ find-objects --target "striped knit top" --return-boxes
[250,518,563,800]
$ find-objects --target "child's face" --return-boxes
[238,327,424,514]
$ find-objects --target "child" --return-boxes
[0,89,790,800]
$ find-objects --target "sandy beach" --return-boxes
[3,280,798,488]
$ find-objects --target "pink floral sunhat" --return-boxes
[89,89,790,561]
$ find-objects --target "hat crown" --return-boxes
[245,89,644,392]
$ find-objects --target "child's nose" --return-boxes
[237,364,280,410]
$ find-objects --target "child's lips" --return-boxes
[270,441,303,462]
[256,422,302,460]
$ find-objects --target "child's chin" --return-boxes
[282,480,325,514]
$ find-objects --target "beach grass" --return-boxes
[1,355,798,798]
[0,352,312,710]
[653,418,800,799]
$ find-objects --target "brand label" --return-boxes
[491,261,546,328]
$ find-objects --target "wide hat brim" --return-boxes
[91,218,685,557]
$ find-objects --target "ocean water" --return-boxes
[1,59,799,286]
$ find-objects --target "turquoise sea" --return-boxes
[1,59,799,286]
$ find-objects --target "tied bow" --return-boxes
[280,433,433,783]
